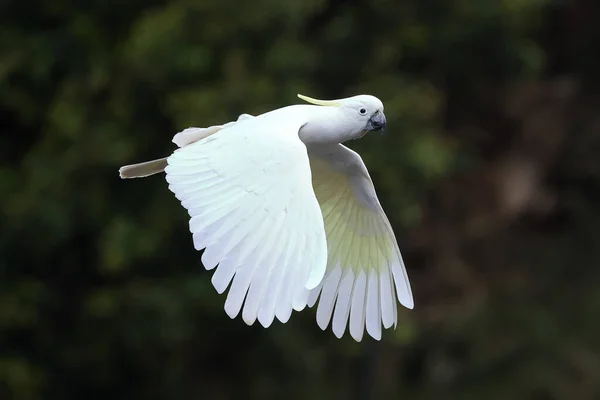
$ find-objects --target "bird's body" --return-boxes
[119,94,413,341]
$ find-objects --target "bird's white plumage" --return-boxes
[119,94,414,342]
[165,112,328,327]
[306,144,413,341]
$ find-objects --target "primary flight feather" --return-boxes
[119,94,413,341]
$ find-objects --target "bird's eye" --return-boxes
[359,108,367,115]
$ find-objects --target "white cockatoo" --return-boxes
[119,94,413,341]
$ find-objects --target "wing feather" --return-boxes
[275,232,302,323]
[314,264,342,329]
[257,228,291,327]
[332,269,354,338]
[366,270,382,340]
[308,144,413,341]
[349,270,367,341]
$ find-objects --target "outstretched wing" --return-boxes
[307,144,413,341]
[165,116,328,328]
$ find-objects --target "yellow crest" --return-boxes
[297,94,343,107]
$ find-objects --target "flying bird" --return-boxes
[119,94,413,341]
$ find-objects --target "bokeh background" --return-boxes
[3,0,600,399]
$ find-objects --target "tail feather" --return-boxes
[119,157,168,179]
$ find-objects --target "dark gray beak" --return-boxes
[366,111,386,133]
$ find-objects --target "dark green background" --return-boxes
[2,0,600,399]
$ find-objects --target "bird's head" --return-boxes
[298,94,386,142]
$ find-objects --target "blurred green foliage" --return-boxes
[2,0,600,399]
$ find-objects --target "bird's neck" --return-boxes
[298,106,361,145]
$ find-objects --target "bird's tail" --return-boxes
[119,157,168,179]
